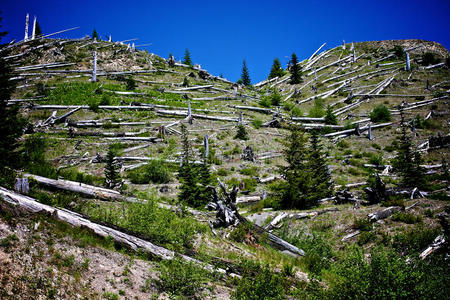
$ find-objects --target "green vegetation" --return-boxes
[241,59,251,86]
[178,124,213,208]
[183,48,193,66]
[276,126,332,209]
[268,58,285,79]
[156,258,210,297]
[324,105,337,125]
[104,145,121,189]
[369,104,391,123]
[235,124,249,140]
[0,25,26,185]
[127,160,172,184]
[393,115,426,188]
[92,29,99,40]
[421,52,441,66]
[289,52,302,84]
[86,194,206,250]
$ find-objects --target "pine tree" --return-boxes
[241,59,251,86]
[0,13,26,183]
[92,29,99,40]
[324,105,338,125]
[307,130,333,201]
[393,113,426,188]
[178,124,212,208]
[289,53,302,84]
[235,124,248,140]
[183,49,193,66]
[35,21,42,36]
[268,58,284,79]
[104,145,120,189]
[279,125,312,209]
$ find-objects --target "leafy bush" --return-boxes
[336,140,349,149]
[358,231,375,245]
[252,118,263,129]
[229,222,254,243]
[324,247,449,299]
[156,258,209,297]
[85,195,206,250]
[127,160,172,184]
[233,261,286,300]
[239,166,258,176]
[353,217,372,231]
[392,212,422,224]
[421,52,441,66]
[369,104,391,123]
[392,226,440,254]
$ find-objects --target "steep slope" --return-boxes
[1,37,449,299]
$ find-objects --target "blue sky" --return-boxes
[2,0,449,83]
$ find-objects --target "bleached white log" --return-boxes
[308,43,326,61]
[41,27,80,39]
[307,55,353,76]
[254,76,278,88]
[368,206,402,222]
[341,230,361,241]
[0,187,235,276]
[424,62,445,70]
[31,16,37,40]
[24,13,29,41]
[175,84,213,91]
[227,105,273,114]
[326,67,398,88]
[419,235,445,259]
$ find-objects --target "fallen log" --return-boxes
[23,173,126,202]
[419,235,445,259]
[175,84,214,91]
[265,207,339,230]
[0,187,235,276]
[341,230,361,241]
[227,105,273,114]
[367,206,402,222]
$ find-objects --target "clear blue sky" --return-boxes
[2,0,449,83]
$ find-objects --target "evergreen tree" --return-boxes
[0,13,26,183]
[241,59,251,86]
[178,124,212,208]
[307,130,333,201]
[104,145,121,189]
[289,53,302,84]
[279,125,312,209]
[324,105,338,125]
[35,21,42,36]
[183,49,193,66]
[268,58,284,79]
[92,29,99,40]
[235,124,248,140]
[393,113,426,188]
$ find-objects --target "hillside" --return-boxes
[1,36,449,299]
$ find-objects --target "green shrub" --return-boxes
[358,231,375,245]
[421,52,441,66]
[127,160,172,184]
[85,196,206,250]
[392,226,440,254]
[235,124,249,140]
[309,98,325,118]
[239,166,258,176]
[229,222,254,243]
[233,261,286,300]
[353,217,372,231]
[369,104,391,123]
[336,140,349,149]
[216,168,229,176]
[368,153,383,165]
[156,258,209,297]
[392,212,422,224]
[125,76,136,90]
[252,118,263,129]
[325,247,449,299]
[371,143,381,150]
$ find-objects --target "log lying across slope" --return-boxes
[0,187,235,276]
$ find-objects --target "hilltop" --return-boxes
[1,36,449,299]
